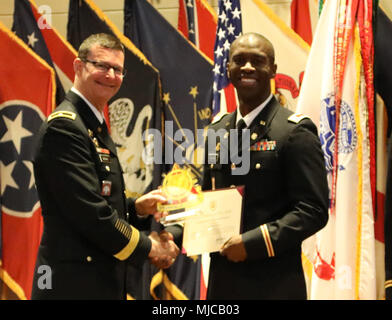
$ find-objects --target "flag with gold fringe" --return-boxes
[297,0,377,299]
[0,21,55,300]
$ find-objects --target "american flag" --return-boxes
[212,0,242,119]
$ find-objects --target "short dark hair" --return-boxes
[78,33,124,60]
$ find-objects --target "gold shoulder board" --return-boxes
[288,113,309,124]
[47,111,77,122]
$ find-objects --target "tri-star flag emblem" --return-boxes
[0,101,45,217]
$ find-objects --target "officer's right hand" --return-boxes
[148,231,179,269]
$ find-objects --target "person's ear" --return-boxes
[73,57,83,75]
[226,62,231,80]
[270,63,277,79]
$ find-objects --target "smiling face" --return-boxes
[227,33,277,110]
[73,43,124,112]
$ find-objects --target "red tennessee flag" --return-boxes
[0,22,55,299]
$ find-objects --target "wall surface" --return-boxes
[0,0,218,37]
[1,0,391,47]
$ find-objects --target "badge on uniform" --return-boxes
[101,180,112,196]
[250,140,276,151]
[97,147,111,163]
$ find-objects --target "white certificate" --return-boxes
[182,187,244,256]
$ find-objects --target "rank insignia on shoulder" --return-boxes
[47,111,76,122]
[288,113,309,123]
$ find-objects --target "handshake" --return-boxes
[135,189,180,269]
[148,230,179,269]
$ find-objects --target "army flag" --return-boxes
[297,0,377,299]
[124,0,213,300]
[178,0,217,61]
[0,21,55,300]
[67,0,162,198]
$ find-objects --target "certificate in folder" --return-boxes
[182,186,244,256]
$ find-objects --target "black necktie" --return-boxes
[236,119,247,157]
[100,121,117,154]
[236,118,247,130]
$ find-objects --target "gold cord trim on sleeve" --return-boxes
[260,224,275,258]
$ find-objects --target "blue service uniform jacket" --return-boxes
[31,91,151,299]
[203,97,329,299]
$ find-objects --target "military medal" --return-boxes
[250,140,276,151]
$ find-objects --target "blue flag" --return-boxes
[124,0,213,182]
[124,0,213,300]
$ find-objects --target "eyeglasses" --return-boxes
[81,59,127,77]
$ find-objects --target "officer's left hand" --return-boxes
[135,189,167,218]
[220,235,247,262]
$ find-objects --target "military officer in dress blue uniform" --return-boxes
[203,33,329,299]
[31,33,179,299]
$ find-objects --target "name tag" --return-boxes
[99,154,111,163]
[97,147,111,163]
